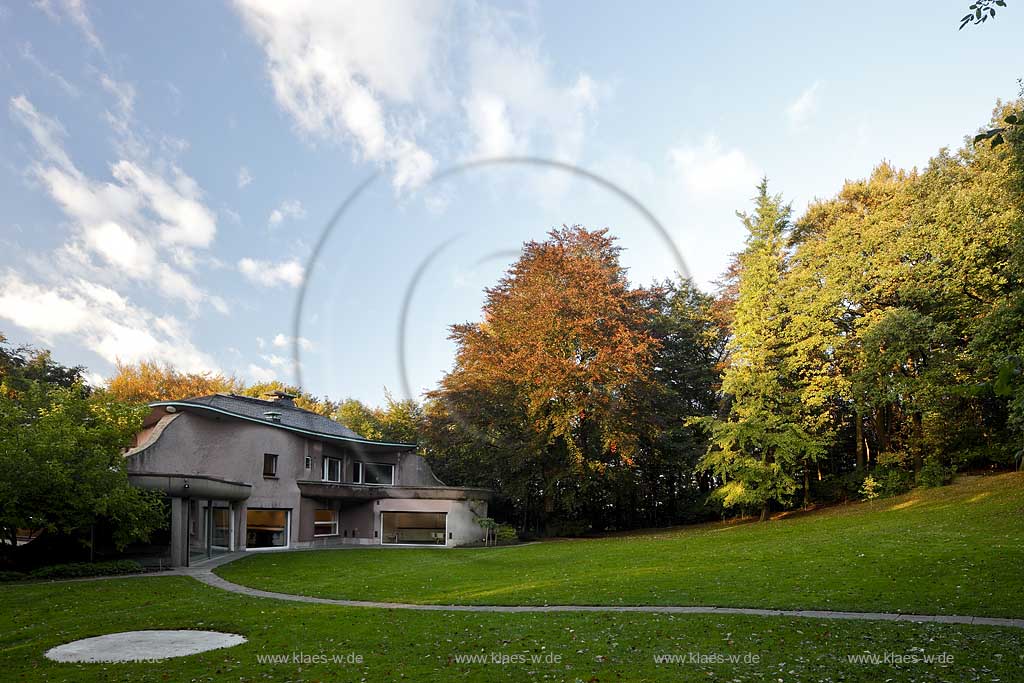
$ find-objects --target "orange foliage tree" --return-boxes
[106,360,240,404]
[429,226,660,531]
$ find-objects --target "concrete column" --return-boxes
[170,497,187,568]
[235,502,247,551]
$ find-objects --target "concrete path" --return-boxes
[177,554,1024,630]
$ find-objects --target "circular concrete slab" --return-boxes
[45,630,247,663]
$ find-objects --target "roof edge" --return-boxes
[149,401,418,449]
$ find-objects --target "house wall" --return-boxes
[126,407,487,550]
[128,410,310,547]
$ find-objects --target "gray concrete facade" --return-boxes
[124,393,491,566]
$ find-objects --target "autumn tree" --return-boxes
[428,226,658,532]
[106,360,240,404]
[238,381,337,417]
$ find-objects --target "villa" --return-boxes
[124,391,491,566]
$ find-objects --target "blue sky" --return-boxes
[0,1,1020,408]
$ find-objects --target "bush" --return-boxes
[917,459,954,488]
[859,475,881,500]
[545,519,592,537]
[28,559,143,580]
[0,570,27,582]
[495,524,518,543]
[815,471,867,503]
[877,467,914,498]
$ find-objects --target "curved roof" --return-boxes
[151,393,416,451]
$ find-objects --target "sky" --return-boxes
[0,1,1021,408]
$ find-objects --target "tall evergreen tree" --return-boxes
[696,180,820,520]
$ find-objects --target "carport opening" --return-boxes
[381,512,446,545]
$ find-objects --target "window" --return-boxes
[304,455,312,470]
[352,462,394,486]
[322,457,342,482]
[381,512,446,545]
[263,453,278,478]
[210,507,231,548]
[314,509,338,537]
[364,462,394,485]
[246,509,288,548]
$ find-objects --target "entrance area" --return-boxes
[246,509,289,548]
[381,511,447,545]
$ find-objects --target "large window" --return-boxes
[211,507,231,548]
[263,453,278,478]
[381,511,446,545]
[246,509,288,548]
[314,509,338,537]
[322,457,342,482]
[353,461,394,486]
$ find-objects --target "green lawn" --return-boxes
[1,576,1022,682]
[218,473,1024,617]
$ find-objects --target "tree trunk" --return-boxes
[912,411,924,475]
[855,409,866,470]
[760,502,769,522]
[873,406,892,453]
[803,465,811,509]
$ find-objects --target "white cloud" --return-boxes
[462,17,600,166]
[268,198,306,227]
[272,332,313,351]
[668,135,761,197]
[246,363,276,382]
[36,0,104,51]
[99,74,135,120]
[262,353,290,368]
[238,257,305,287]
[0,272,90,335]
[238,165,253,188]
[112,161,217,248]
[82,220,156,277]
[787,81,821,130]
[231,2,600,191]
[83,371,106,388]
[0,271,217,372]
[463,92,517,158]
[19,42,79,97]
[233,0,443,190]
[9,96,222,314]
[10,94,76,172]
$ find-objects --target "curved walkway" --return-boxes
[183,553,1024,629]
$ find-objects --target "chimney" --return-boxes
[268,390,297,407]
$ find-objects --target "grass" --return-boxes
[1,576,1023,682]
[217,472,1024,617]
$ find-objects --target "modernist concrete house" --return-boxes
[124,391,491,566]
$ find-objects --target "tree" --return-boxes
[238,381,337,417]
[428,226,658,532]
[0,338,164,561]
[335,392,424,444]
[106,360,239,404]
[696,181,821,520]
[335,398,384,440]
[630,277,724,526]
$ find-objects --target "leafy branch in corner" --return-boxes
[960,0,1007,29]
[973,113,1019,147]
